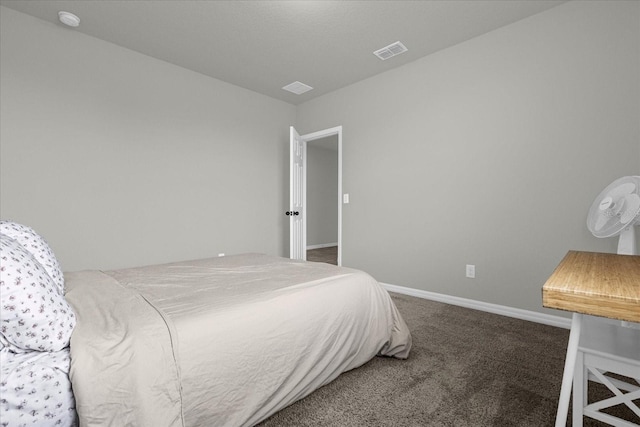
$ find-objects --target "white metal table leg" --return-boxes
[573,344,585,427]
[556,313,583,427]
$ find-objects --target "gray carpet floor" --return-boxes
[307,246,338,265]
[257,292,639,426]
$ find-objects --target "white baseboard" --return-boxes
[306,242,338,250]
[381,282,571,329]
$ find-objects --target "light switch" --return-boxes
[343,194,350,204]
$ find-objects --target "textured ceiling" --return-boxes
[0,0,567,105]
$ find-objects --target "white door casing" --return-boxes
[289,127,306,260]
[289,126,343,265]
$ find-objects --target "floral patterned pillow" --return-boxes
[0,234,76,352]
[0,221,64,295]
[0,348,77,426]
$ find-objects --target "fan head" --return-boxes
[587,176,640,238]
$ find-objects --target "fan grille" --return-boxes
[587,176,640,238]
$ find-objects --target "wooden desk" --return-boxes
[542,250,640,426]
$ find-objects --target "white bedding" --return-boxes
[0,348,77,426]
[0,224,77,427]
[65,254,411,426]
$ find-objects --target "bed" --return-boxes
[0,221,411,427]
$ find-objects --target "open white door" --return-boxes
[288,125,343,265]
[289,127,306,260]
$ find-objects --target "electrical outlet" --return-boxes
[218,253,225,257]
[466,264,475,279]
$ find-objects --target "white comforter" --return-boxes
[65,254,411,426]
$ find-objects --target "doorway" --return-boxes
[306,135,339,265]
[289,126,343,266]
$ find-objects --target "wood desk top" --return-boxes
[542,250,640,322]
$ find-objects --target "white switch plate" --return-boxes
[466,264,475,278]
[343,193,350,204]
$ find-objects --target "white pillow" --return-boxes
[0,234,76,352]
[0,221,64,295]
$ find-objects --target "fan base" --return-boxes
[617,226,637,255]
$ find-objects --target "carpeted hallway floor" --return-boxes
[258,292,638,426]
[306,246,338,265]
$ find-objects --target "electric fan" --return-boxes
[586,176,640,255]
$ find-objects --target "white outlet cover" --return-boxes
[466,265,475,278]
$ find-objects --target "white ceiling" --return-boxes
[0,0,567,105]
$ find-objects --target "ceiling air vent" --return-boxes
[373,41,408,61]
[282,81,313,95]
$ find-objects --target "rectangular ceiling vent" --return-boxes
[282,81,313,95]
[373,41,408,61]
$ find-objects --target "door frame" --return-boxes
[299,125,343,266]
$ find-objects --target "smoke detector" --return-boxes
[58,11,80,27]
[373,41,408,60]
[282,81,313,95]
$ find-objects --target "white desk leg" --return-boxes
[555,313,583,427]
[572,343,585,427]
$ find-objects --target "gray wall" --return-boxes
[0,7,296,271]
[1,2,638,318]
[306,138,338,247]
[296,0,640,315]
